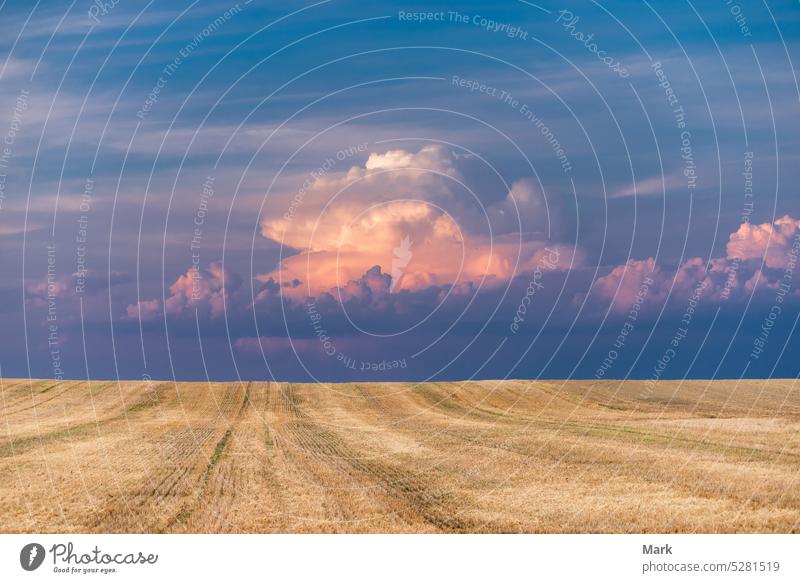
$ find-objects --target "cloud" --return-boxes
[126,298,162,321]
[610,171,685,198]
[25,275,72,307]
[126,262,242,321]
[726,215,800,269]
[259,145,573,296]
[590,216,800,313]
[590,258,667,312]
[26,270,132,307]
[364,146,457,173]
[588,256,715,314]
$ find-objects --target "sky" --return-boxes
[1,0,799,383]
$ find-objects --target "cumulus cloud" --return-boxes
[126,298,162,321]
[126,262,242,321]
[259,144,571,296]
[25,276,72,305]
[590,256,718,312]
[726,215,800,268]
[364,145,458,173]
[590,216,800,312]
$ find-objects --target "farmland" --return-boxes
[1,378,799,533]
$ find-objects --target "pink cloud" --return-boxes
[259,145,576,296]
[125,298,162,321]
[590,216,800,312]
[726,215,800,268]
[130,261,241,321]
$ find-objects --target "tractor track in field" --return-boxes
[276,383,478,532]
[2,381,115,416]
[88,383,249,532]
[165,382,252,530]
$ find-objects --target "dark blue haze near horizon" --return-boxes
[0,0,799,383]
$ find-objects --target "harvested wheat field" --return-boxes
[1,378,799,533]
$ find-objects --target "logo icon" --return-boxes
[390,235,413,293]
[20,543,46,571]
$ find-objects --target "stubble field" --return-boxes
[1,378,799,533]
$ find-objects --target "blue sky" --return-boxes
[1,0,799,382]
